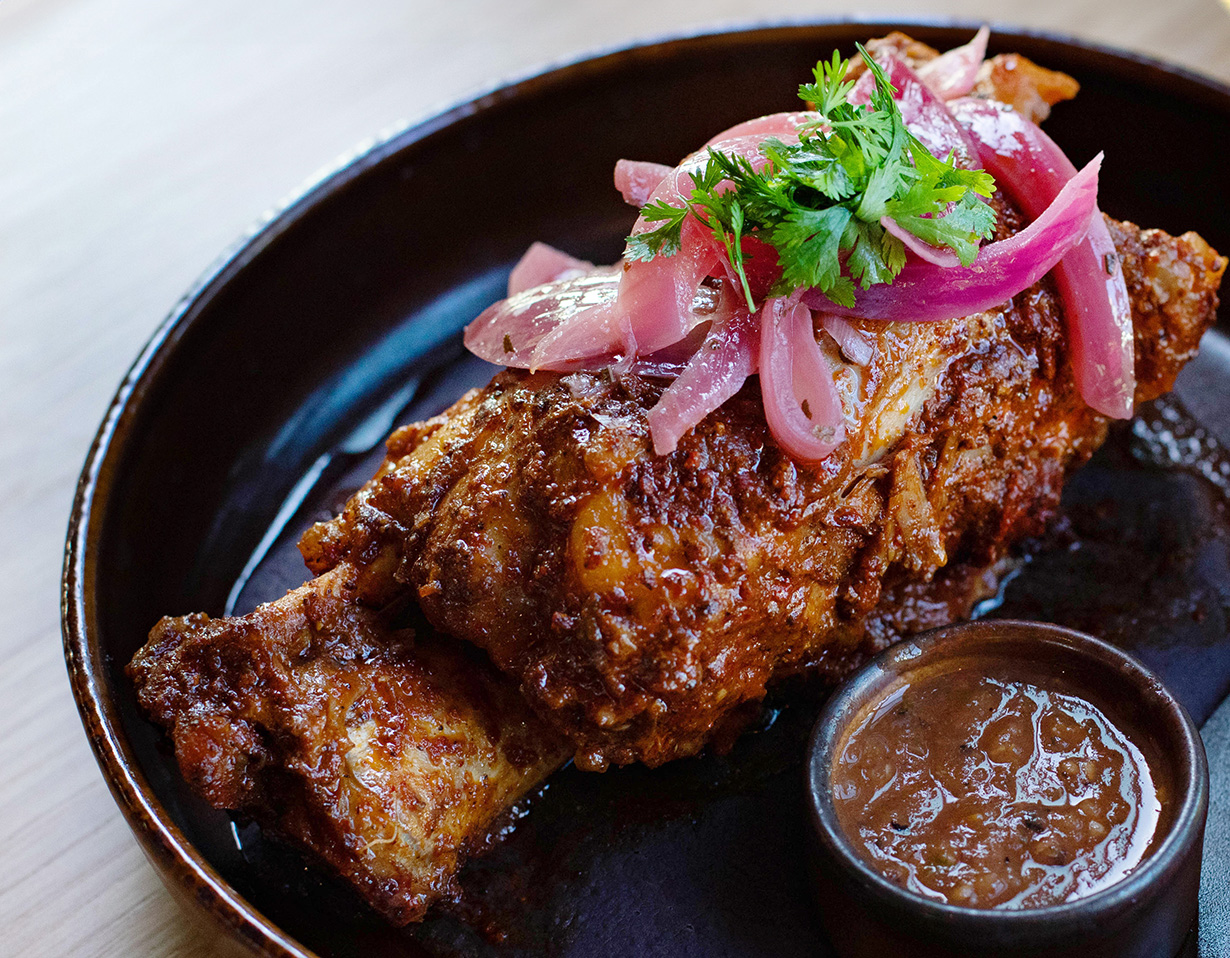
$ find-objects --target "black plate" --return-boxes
[63,20,1230,958]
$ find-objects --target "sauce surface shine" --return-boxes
[831,665,1163,908]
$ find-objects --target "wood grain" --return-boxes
[3,1,1228,955]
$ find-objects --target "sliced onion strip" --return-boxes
[758,297,845,462]
[703,111,819,145]
[916,26,990,100]
[630,323,711,379]
[804,154,1103,322]
[949,97,1134,417]
[464,270,625,371]
[647,304,758,455]
[614,159,673,208]
[818,313,875,366]
[507,242,595,296]
[617,131,787,354]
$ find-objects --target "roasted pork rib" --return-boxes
[129,39,1226,925]
[129,566,568,922]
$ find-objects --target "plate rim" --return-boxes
[59,17,1230,957]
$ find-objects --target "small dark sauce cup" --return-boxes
[806,620,1208,958]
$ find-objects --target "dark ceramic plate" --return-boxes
[63,20,1230,958]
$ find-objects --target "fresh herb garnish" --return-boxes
[624,47,997,310]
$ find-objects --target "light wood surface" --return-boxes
[3,1,1228,955]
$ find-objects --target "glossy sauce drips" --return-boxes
[831,665,1164,908]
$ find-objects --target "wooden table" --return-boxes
[3,0,1228,954]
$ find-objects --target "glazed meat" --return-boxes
[128,34,1226,925]
[299,218,1223,770]
[129,216,1222,926]
[128,566,567,923]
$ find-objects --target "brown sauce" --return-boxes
[831,664,1164,908]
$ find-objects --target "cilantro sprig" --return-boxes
[624,47,997,310]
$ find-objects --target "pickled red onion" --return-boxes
[916,26,989,101]
[759,297,846,462]
[949,97,1134,418]
[618,215,723,355]
[630,323,712,379]
[614,159,672,208]
[617,132,783,354]
[703,111,819,145]
[647,295,757,455]
[464,269,627,371]
[528,293,635,373]
[818,314,875,366]
[804,154,1103,322]
[470,39,1122,463]
[508,242,595,296]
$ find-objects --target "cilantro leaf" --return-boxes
[767,205,851,295]
[625,200,689,261]
[845,219,897,291]
[622,46,998,306]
